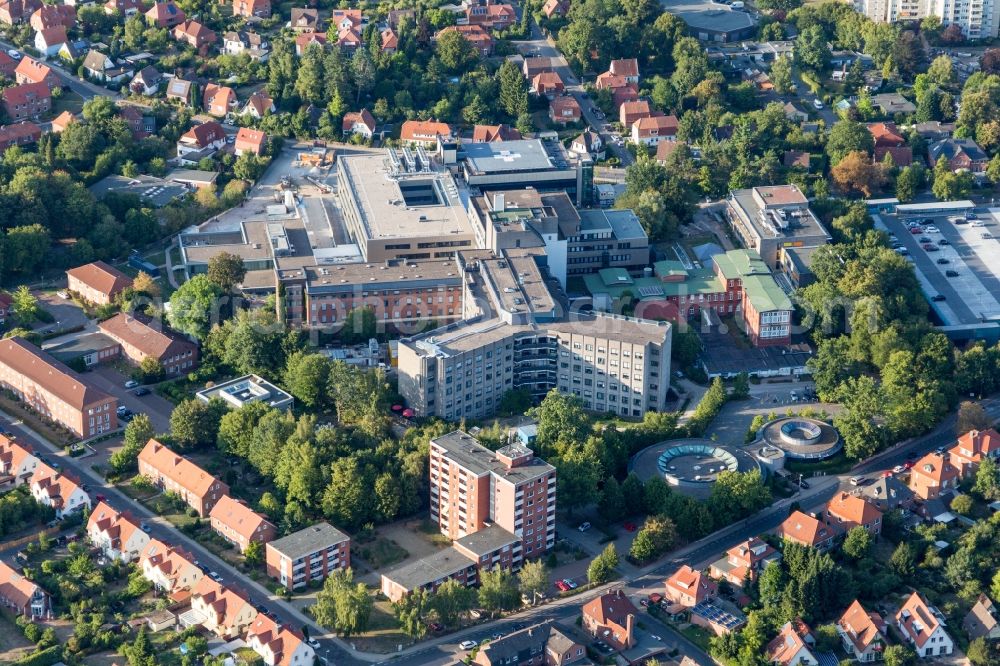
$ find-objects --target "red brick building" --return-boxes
[138,439,229,516]
[0,82,50,121]
[97,313,199,376]
[66,261,133,305]
[209,495,277,553]
[265,522,351,589]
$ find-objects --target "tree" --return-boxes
[883,645,915,666]
[498,61,529,120]
[622,473,645,515]
[311,569,372,636]
[554,448,601,516]
[795,25,830,71]
[950,493,973,515]
[758,560,785,607]
[394,589,429,638]
[132,271,161,299]
[967,638,992,666]
[478,568,520,616]
[957,401,992,434]
[110,413,154,474]
[244,539,263,566]
[927,55,956,87]
[832,151,887,197]
[11,286,39,324]
[436,30,477,73]
[283,351,331,409]
[982,49,1000,75]
[587,543,619,584]
[629,515,677,562]
[168,275,224,340]
[321,456,369,529]
[895,165,924,202]
[841,526,872,560]
[518,560,548,605]
[827,121,875,164]
[431,579,475,626]
[138,357,165,383]
[340,306,376,344]
[5,225,50,276]
[598,477,626,524]
[932,156,974,200]
[770,56,794,94]
[889,541,916,577]
[207,252,247,293]
[973,456,1000,500]
[169,398,225,450]
[529,389,590,455]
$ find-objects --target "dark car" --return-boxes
[919,236,932,243]
[134,387,151,396]
[931,294,946,302]
[924,218,934,224]
[799,479,810,489]
[946,270,960,277]
[938,239,950,245]
[925,245,940,252]
[936,258,950,264]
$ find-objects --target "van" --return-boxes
[731,1,745,7]
[850,476,863,486]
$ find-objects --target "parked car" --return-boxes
[124,380,139,389]
[893,465,905,473]
[931,294,946,302]
[812,99,824,109]
[938,239,950,245]
[459,640,478,651]
[140,522,151,533]
[563,578,578,589]
[134,388,150,396]
[555,580,570,591]
[577,522,591,532]
[208,571,223,582]
[945,270,960,277]
[306,638,321,649]
[909,227,923,234]
[850,476,863,486]
[428,623,444,633]
[937,258,950,264]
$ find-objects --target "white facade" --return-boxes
[854,0,999,38]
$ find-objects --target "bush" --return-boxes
[16,645,63,666]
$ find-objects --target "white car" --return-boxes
[578,522,591,532]
[924,226,940,233]
[306,638,321,649]
[124,380,139,389]
[812,99,824,109]
[459,640,478,651]
[972,221,985,228]
[850,476,863,486]
[7,50,20,60]
[893,465,905,474]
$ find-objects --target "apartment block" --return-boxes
[265,522,351,589]
[0,435,39,489]
[66,260,133,306]
[852,0,999,39]
[87,501,150,562]
[0,337,117,438]
[138,439,229,516]
[98,313,199,376]
[209,495,277,553]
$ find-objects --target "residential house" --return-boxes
[288,7,318,31]
[436,24,493,56]
[1,82,50,121]
[581,589,637,651]
[595,71,629,90]
[233,0,269,18]
[245,615,314,666]
[176,120,226,156]
[875,146,913,167]
[15,56,58,89]
[165,77,193,105]
[294,31,326,55]
[33,27,68,57]
[766,620,818,666]
[783,102,808,122]
[0,337,117,438]
[31,463,90,518]
[0,0,42,25]
[242,90,274,119]
[613,84,641,109]
[784,150,810,169]
[964,594,1000,642]
[776,510,841,550]
[130,66,162,95]
[949,428,1000,478]
[0,51,16,77]
[531,70,564,97]
[709,537,780,588]
[471,123,520,143]
[542,0,569,17]
[56,40,82,63]
[188,577,257,639]
[98,312,199,375]
[342,108,376,139]
[173,20,216,53]
[908,452,960,501]
[66,260,132,305]
[0,436,38,489]
[867,122,906,147]
[265,522,351,589]
[895,592,953,658]
[619,99,651,128]
[119,104,154,139]
[234,126,266,156]
[861,476,916,512]
[202,83,237,117]
[222,31,269,60]
[608,58,639,83]
[465,1,515,30]
[386,8,414,28]
[380,28,397,53]
[0,560,51,618]
[139,539,203,593]
[335,25,361,51]
[208,495,277,553]
[522,56,552,79]
[570,129,603,159]
[665,565,718,608]
[549,95,580,124]
[838,600,887,662]
[29,4,74,30]
[400,119,453,147]
[145,0,184,27]
[330,8,361,30]
[871,93,916,115]
[825,492,883,536]
[82,51,128,82]
[104,0,145,16]
[86,501,150,562]
[544,624,587,666]
[913,122,955,140]
[0,122,42,155]
[138,439,229,516]
[631,114,678,146]
[475,621,584,666]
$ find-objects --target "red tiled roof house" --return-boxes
[66,260,133,305]
[209,495,277,553]
[138,439,229,516]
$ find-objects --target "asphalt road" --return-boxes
[1,42,120,101]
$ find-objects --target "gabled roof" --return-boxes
[87,500,145,551]
[31,463,83,507]
[550,95,580,114]
[35,26,67,47]
[472,124,521,142]
[929,137,988,163]
[825,492,882,529]
[235,126,266,152]
[867,121,905,146]
[191,576,252,630]
[82,50,112,72]
[246,615,308,666]
[145,0,183,22]
[335,25,361,46]
[0,337,114,409]
[777,510,841,547]
[582,589,638,626]
[0,436,35,476]
[294,31,326,52]
[209,495,274,542]
[166,77,192,99]
[400,119,452,142]
[380,27,397,50]
[0,560,45,611]
[896,591,946,648]
[1,81,50,107]
[342,108,376,133]
[139,538,198,587]
[766,620,814,666]
[950,428,1000,464]
[910,452,959,485]
[289,6,318,27]
[133,65,161,85]
[243,90,274,116]
[633,114,678,134]
[138,438,224,497]
[67,260,132,297]
[15,56,51,84]
[98,313,194,360]
[838,600,886,653]
[0,121,42,149]
[179,120,225,147]
[875,145,913,167]
[330,7,361,27]
[619,99,651,116]
[666,565,717,599]
[964,594,998,641]
[532,70,563,89]
[173,19,215,42]
[609,58,638,78]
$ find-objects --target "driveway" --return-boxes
[86,365,175,434]
[32,291,90,336]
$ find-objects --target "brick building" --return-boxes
[208,495,277,553]
[265,522,351,589]
[138,439,229,516]
[66,261,133,306]
[98,313,199,376]
[0,81,51,120]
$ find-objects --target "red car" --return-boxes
[882,470,893,478]
[903,461,914,470]
[910,227,923,234]
[95,494,107,502]
[623,522,637,532]
[555,580,571,592]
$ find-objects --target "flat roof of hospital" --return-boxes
[338,152,475,241]
[578,209,646,241]
[463,139,556,174]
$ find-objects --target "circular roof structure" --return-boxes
[758,417,841,460]
[630,438,762,497]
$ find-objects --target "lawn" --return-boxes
[0,615,34,663]
[52,90,85,116]
[678,623,714,652]
[0,393,75,447]
[353,537,409,570]
[786,451,854,476]
[352,599,414,654]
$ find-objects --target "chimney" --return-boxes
[493,192,505,213]
[625,613,635,648]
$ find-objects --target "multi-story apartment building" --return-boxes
[0,337,117,438]
[853,0,999,39]
[139,539,203,593]
[209,495,277,553]
[0,81,51,120]
[430,431,556,558]
[0,436,39,489]
[66,261,134,306]
[87,501,150,562]
[138,439,229,516]
[98,313,199,376]
[265,522,351,589]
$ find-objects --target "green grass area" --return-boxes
[117,478,161,502]
[353,537,409,569]
[679,623,714,652]
[144,250,167,267]
[353,600,411,654]
[52,90,85,116]
[0,393,75,447]
[786,451,854,476]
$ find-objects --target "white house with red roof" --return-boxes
[203,83,237,117]
[631,114,678,146]
[665,565,718,608]
[0,560,51,618]
[87,501,151,562]
[242,90,275,119]
[186,577,258,638]
[400,119,452,147]
[246,614,315,666]
[895,592,953,658]
[342,109,376,139]
[30,463,90,518]
[838,600,887,662]
[15,56,58,89]
[139,538,203,594]
[0,436,39,489]
[766,620,818,666]
[235,127,267,156]
[177,121,227,156]
[330,7,361,30]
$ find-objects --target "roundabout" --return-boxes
[630,438,763,498]
[757,416,841,460]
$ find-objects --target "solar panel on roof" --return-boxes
[638,285,664,297]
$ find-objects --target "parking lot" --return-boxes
[875,207,1000,326]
